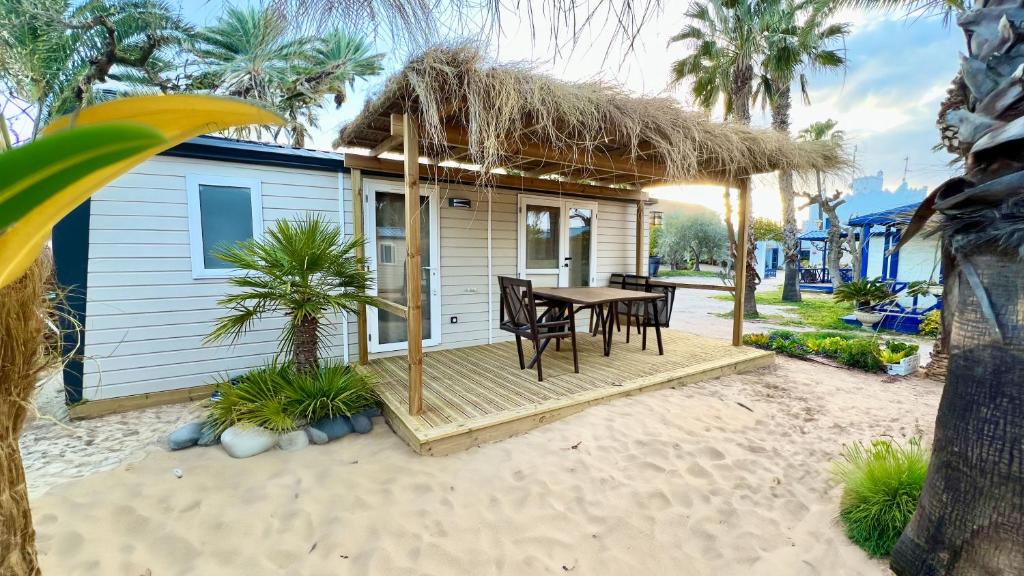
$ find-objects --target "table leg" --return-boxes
[603,303,615,356]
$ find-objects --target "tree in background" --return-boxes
[189,5,383,147]
[670,0,773,316]
[0,0,188,139]
[658,212,729,271]
[752,217,784,243]
[757,1,848,303]
[798,120,849,289]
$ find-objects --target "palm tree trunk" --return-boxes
[772,88,801,303]
[891,249,1024,574]
[292,315,319,373]
[0,256,49,576]
[731,62,758,317]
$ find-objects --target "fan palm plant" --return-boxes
[757,0,848,302]
[207,214,378,373]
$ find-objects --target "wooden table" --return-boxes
[532,287,664,357]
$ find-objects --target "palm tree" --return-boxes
[670,0,771,317]
[206,214,378,373]
[279,28,383,147]
[836,1,1024,573]
[757,0,848,302]
[0,0,186,137]
[797,119,848,288]
[189,6,383,147]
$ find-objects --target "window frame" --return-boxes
[379,241,396,265]
[186,173,264,279]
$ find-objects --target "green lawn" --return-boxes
[715,289,856,331]
[656,268,721,278]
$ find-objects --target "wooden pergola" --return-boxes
[336,47,844,416]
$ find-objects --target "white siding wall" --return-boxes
[349,177,646,359]
[895,235,941,282]
[84,161,647,399]
[83,156,346,400]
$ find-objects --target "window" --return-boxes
[379,242,396,264]
[525,205,560,269]
[186,175,263,278]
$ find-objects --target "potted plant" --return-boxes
[648,225,663,277]
[906,280,944,298]
[881,341,921,376]
[833,278,892,327]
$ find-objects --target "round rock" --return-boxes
[310,415,353,441]
[221,425,277,459]
[168,421,204,451]
[278,429,309,452]
[351,414,373,434]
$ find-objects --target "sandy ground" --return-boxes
[24,356,943,576]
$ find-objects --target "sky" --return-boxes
[174,1,964,224]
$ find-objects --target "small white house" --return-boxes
[53,136,648,407]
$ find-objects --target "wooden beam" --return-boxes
[352,169,369,365]
[343,154,647,202]
[440,124,668,179]
[732,179,751,346]
[523,164,564,178]
[635,200,645,276]
[403,114,424,416]
[369,134,403,157]
[376,298,409,319]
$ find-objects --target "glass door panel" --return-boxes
[526,205,560,270]
[567,207,593,287]
[367,184,439,353]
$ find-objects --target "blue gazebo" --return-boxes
[848,202,922,282]
[796,227,852,293]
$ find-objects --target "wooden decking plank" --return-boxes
[367,329,774,455]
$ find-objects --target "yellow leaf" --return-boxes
[0,95,284,288]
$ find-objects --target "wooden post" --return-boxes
[351,169,369,365]
[635,200,645,276]
[402,114,424,415]
[732,179,751,346]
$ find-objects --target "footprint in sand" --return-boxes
[685,462,714,480]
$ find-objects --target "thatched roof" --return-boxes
[336,45,847,189]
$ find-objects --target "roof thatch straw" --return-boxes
[336,45,848,186]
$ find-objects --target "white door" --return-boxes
[364,180,441,353]
[518,195,598,287]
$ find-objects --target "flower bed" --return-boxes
[743,330,919,374]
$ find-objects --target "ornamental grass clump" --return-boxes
[832,438,929,557]
[205,360,378,435]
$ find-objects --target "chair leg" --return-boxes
[615,310,621,332]
[556,337,561,351]
[642,323,648,350]
[655,322,664,355]
[533,339,544,381]
[515,335,525,369]
[626,309,632,343]
[569,315,579,374]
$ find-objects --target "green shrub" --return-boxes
[205,360,378,434]
[880,349,907,364]
[837,339,885,372]
[918,311,941,338]
[743,333,771,348]
[766,330,812,357]
[832,438,929,557]
[815,337,851,359]
[833,278,892,310]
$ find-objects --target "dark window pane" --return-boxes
[526,206,559,269]
[199,184,254,269]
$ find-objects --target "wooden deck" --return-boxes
[367,328,774,455]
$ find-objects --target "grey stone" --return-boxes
[306,426,329,445]
[357,406,381,419]
[220,425,277,459]
[278,430,309,452]
[351,414,373,434]
[168,421,203,451]
[197,426,220,447]
[310,415,353,441]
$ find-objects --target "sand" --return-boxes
[25,357,942,576]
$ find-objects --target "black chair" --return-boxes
[498,276,579,381]
[615,274,647,340]
[640,281,676,355]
